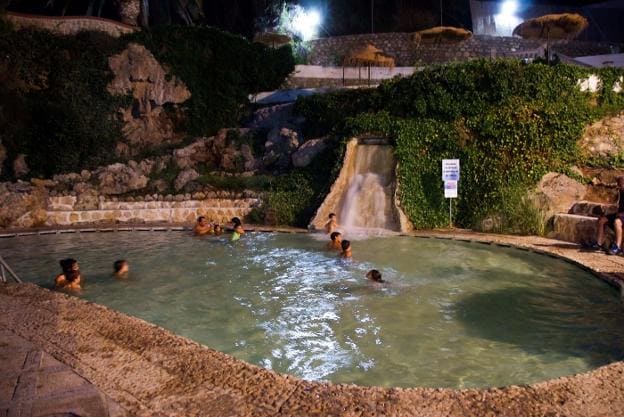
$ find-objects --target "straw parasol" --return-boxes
[253,32,292,48]
[412,26,472,45]
[512,13,588,62]
[343,44,395,86]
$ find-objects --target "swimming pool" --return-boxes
[2,231,623,389]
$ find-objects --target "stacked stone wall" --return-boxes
[4,12,137,37]
[309,32,619,66]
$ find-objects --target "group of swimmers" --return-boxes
[54,258,129,291]
[193,216,245,241]
[324,212,385,283]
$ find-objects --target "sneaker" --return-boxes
[582,241,602,251]
[608,244,622,255]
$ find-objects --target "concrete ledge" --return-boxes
[2,230,624,416]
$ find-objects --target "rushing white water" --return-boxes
[339,145,398,232]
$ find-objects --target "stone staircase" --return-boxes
[42,197,260,227]
[552,178,619,244]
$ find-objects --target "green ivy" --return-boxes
[296,60,624,233]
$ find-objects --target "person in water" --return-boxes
[589,176,624,255]
[231,217,245,241]
[327,231,342,250]
[113,259,129,279]
[366,269,385,283]
[213,223,223,236]
[340,240,352,258]
[325,213,339,234]
[54,258,82,291]
[193,216,213,236]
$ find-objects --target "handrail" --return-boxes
[0,256,22,283]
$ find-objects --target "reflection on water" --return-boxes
[2,232,624,388]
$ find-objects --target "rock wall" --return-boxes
[308,33,619,66]
[579,111,624,159]
[4,12,138,37]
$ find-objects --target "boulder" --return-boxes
[96,162,149,195]
[263,127,301,170]
[73,184,99,210]
[292,138,328,168]
[174,168,200,191]
[245,103,295,130]
[532,172,587,219]
[0,182,48,228]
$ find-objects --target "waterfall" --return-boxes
[339,145,398,231]
[311,140,410,234]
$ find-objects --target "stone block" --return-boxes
[552,214,597,243]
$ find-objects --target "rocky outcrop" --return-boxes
[263,127,300,170]
[0,182,48,228]
[174,169,199,191]
[107,43,191,156]
[579,111,624,159]
[96,162,150,195]
[116,0,141,26]
[12,154,29,178]
[292,138,328,168]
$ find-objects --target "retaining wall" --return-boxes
[3,11,137,37]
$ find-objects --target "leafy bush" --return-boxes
[0,24,294,179]
[296,60,624,232]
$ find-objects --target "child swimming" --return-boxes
[54,258,82,291]
[366,269,385,283]
[327,231,342,251]
[113,259,129,279]
[231,217,245,241]
[193,216,213,236]
[340,240,352,258]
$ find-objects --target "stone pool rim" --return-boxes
[1,225,624,416]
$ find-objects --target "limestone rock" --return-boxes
[263,127,300,170]
[579,111,624,158]
[245,103,295,130]
[150,179,169,194]
[0,182,48,228]
[532,172,587,219]
[13,154,29,178]
[73,184,99,211]
[174,169,200,191]
[117,0,140,26]
[292,138,328,168]
[107,43,191,154]
[96,163,149,195]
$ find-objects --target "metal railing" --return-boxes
[0,256,22,283]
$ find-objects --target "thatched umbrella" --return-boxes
[253,32,292,48]
[343,44,395,86]
[412,26,472,45]
[512,13,589,63]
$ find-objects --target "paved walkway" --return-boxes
[0,327,126,417]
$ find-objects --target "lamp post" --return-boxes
[371,0,374,33]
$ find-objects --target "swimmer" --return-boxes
[193,216,213,236]
[327,231,342,250]
[325,213,339,234]
[54,258,82,291]
[113,259,129,279]
[231,217,245,241]
[340,240,352,258]
[214,223,223,236]
[366,269,385,283]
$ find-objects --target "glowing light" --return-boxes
[500,0,518,17]
[292,8,322,41]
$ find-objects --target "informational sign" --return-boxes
[442,159,460,181]
[444,180,458,198]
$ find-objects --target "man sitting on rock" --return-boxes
[588,176,624,255]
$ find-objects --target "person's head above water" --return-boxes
[328,213,336,220]
[366,269,384,283]
[59,258,79,281]
[113,259,129,277]
[231,217,242,227]
[330,231,342,242]
[341,240,351,251]
[197,216,207,225]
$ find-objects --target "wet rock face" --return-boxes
[107,43,191,156]
[580,111,624,158]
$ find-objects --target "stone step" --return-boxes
[552,213,598,243]
[568,201,615,217]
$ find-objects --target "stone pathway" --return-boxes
[0,326,126,417]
